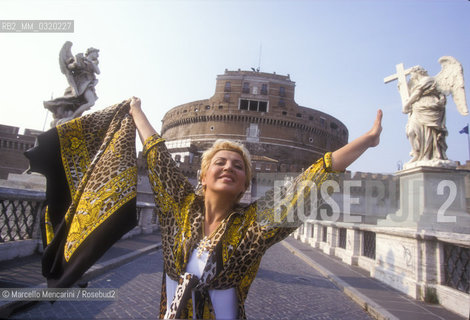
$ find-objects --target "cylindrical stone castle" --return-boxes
[161,69,348,182]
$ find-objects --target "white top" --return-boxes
[166,248,238,319]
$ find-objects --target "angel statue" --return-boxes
[385,56,468,169]
[43,41,100,127]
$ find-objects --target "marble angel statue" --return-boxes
[385,56,468,168]
[43,41,100,127]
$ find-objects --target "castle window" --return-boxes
[319,117,326,127]
[296,113,302,118]
[205,105,211,110]
[279,98,285,107]
[261,84,268,95]
[239,99,268,112]
[224,81,231,92]
[218,105,223,109]
[282,111,287,116]
[194,107,199,112]
[249,100,257,111]
[242,82,250,94]
[309,116,314,121]
[330,122,338,130]
[259,101,267,112]
[309,137,314,143]
[210,126,214,131]
[224,93,230,103]
[279,86,286,97]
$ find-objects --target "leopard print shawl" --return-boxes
[26,100,137,288]
[144,134,334,319]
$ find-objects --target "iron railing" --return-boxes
[0,187,45,242]
[443,242,470,293]
[309,223,315,239]
[339,228,347,249]
[363,231,376,259]
[322,226,327,242]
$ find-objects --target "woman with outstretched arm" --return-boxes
[130,96,382,319]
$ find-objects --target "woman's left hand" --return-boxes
[366,109,383,148]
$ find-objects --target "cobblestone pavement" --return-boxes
[11,242,372,319]
[245,243,372,320]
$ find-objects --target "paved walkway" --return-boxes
[0,232,466,319]
[283,237,466,320]
[5,240,372,320]
[0,233,161,319]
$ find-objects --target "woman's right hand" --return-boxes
[129,97,157,144]
[130,96,142,117]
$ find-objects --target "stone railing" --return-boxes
[0,186,159,261]
[292,219,470,318]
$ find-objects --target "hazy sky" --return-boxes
[1,0,469,173]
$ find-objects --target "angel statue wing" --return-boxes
[59,41,79,97]
[435,56,468,116]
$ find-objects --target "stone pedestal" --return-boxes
[378,166,470,233]
[374,165,470,313]
[139,204,156,234]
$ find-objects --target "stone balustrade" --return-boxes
[0,186,159,261]
[292,219,470,318]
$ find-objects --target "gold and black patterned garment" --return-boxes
[25,100,137,288]
[144,134,336,319]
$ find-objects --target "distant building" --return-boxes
[161,69,349,196]
[0,125,41,179]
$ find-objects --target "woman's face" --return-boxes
[202,150,247,200]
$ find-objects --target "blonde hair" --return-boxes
[199,139,252,190]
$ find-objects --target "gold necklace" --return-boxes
[196,219,224,258]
